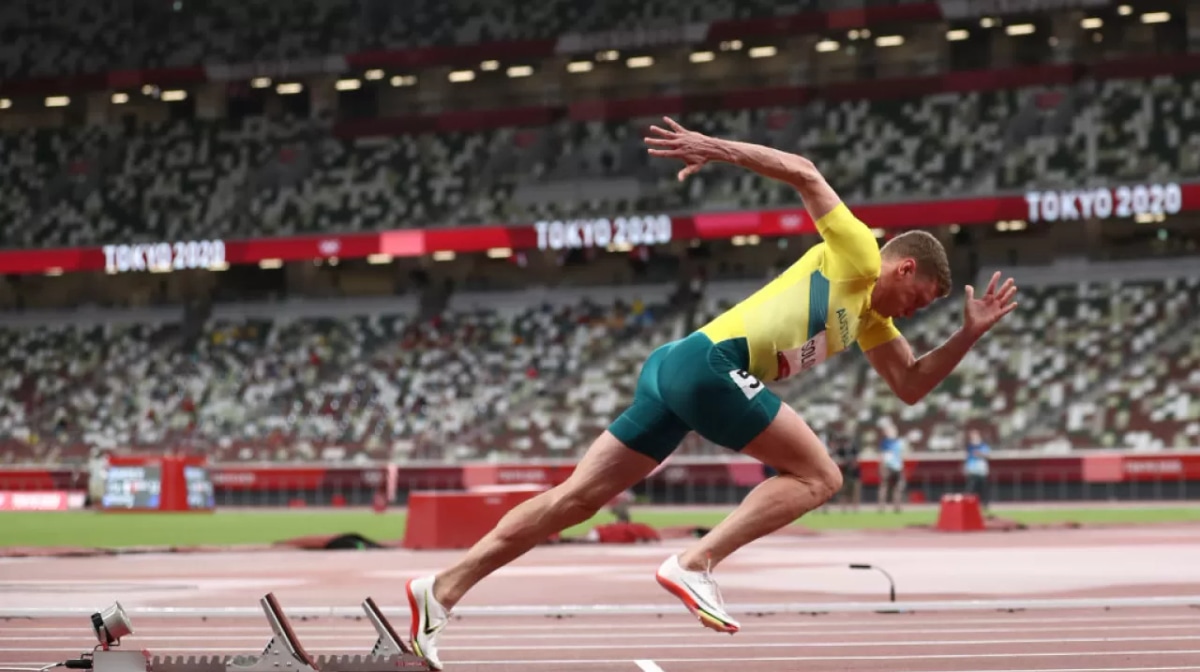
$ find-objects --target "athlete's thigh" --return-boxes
[738,403,841,481]
[559,430,661,507]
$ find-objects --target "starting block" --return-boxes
[83,593,430,672]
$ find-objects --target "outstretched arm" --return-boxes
[864,272,1018,405]
[644,116,842,223]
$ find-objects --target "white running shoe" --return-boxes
[406,576,449,670]
[655,554,740,634]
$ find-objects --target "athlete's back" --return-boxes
[697,203,901,382]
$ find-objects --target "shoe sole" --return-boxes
[655,572,740,634]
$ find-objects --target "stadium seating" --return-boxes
[3,269,1198,463]
[862,278,1198,450]
[0,287,674,463]
[17,72,1200,248]
[998,74,1200,190]
[0,85,1054,248]
[0,115,327,248]
[0,0,841,79]
[468,273,1200,461]
[1060,329,1200,452]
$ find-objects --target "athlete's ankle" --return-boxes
[430,574,458,611]
[677,551,710,573]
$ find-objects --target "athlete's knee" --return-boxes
[779,460,841,505]
[817,463,843,502]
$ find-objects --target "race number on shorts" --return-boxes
[729,369,765,400]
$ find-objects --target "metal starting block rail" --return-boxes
[84,593,429,672]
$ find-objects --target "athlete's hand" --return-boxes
[645,117,726,181]
[963,271,1018,339]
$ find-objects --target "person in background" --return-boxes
[877,424,906,513]
[831,432,862,513]
[964,429,992,510]
[87,448,110,509]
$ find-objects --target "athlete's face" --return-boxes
[873,258,942,319]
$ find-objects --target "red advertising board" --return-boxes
[0,453,1198,497]
[1123,454,1200,481]
[0,491,84,511]
[209,466,386,491]
[0,468,86,491]
[1,182,1194,276]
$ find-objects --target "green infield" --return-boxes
[2,504,1198,549]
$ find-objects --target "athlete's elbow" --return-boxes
[899,392,924,406]
[894,383,925,406]
[786,155,822,187]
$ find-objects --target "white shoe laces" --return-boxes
[697,554,726,610]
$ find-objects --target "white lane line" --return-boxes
[926,668,1200,672]
[11,596,1200,619]
[426,634,1200,651]
[3,634,1199,653]
[4,612,1197,634]
[2,660,1199,670]
[6,621,1200,643]
[633,661,664,672]
[447,652,1200,665]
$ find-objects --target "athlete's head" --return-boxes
[872,230,951,319]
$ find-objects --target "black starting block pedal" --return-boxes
[87,593,429,672]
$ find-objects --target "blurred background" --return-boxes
[0,0,1198,525]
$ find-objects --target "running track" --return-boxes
[3,525,1200,672]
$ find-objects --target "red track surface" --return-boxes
[4,609,1200,672]
[3,525,1200,672]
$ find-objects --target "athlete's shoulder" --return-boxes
[817,203,881,279]
[814,201,857,227]
[856,306,902,352]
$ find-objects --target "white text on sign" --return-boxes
[103,240,227,273]
[535,214,672,251]
[1025,183,1183,223]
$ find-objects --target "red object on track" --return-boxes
[936,493,985,532]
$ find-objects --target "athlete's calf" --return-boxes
[676,404,840,572]
[430,431,657,610]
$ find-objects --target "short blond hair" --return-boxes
[880,230,951,297]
